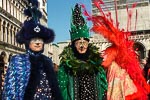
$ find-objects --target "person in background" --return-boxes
[57,4,107,100]
[53,63,59,73]
[144,50,150,84]
[8,53,13,63]
[2,0,62,100]
[143,50,150,99]
[0,51,6,99]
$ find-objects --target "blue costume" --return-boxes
[2,0,62,99]
[3,52,62,100]
[3,54,30,99]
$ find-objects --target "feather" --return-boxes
[82,0,149,99]
[26,0,38,7]
[24,0,42,22]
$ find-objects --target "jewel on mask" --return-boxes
[34,26,41,33]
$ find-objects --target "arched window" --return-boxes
[0,0,2,7]
[14,3,17,18]
[16,3,18,19]
[11,0,14,16]
[7,0,11,13]
[10,25,13,44]
[6,0,7,11]
[2,21,6,41]
[6,23,10,43]
[13,0,15,17]
[0,18,2,31]
[13,27,16,45]
[2,0,6,10]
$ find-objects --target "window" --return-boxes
[3,21,6,41]
[0,19,1,31]
[7,23,9,43]
[0,0,2,7]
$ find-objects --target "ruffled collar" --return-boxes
[59,43,103,75]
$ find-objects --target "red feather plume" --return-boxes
[82,0,149,99]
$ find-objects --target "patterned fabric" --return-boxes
[34,71,52,100]
[58,65,107,100]
[3,54,31,100]
[78,73,96,100]
[3,54,54,100]
[107,61,137,100]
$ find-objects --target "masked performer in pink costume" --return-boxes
[82,0,150,100]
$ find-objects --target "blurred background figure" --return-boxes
[0,51,6,99]
[53,63,59,73]
[143,50,150,99]
[7,53,13,67]
[144,50,150,84]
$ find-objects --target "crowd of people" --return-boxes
[1,0,150,100]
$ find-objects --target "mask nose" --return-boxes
[35,43,40,45]
[80,44,84,49]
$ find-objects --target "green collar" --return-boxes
[59,43,103,75]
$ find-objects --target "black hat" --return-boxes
[16,0,55,44]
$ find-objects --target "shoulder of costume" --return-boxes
[12,53,29,58]
[41,54,52,60]
[10,54,29,62]
[41,54,53,65]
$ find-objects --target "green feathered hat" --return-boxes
[70,4,90,41]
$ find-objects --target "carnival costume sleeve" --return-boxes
[57,64,71,100]
[3,54,31,99]
[57,46,75,100]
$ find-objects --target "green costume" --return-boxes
[58,44,107,100]
[57,4,107,100]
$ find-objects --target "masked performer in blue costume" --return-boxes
[57,4,107,100]
[2,0,62,100]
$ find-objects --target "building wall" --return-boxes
[52,41,70,65]
[51,44,59,65]
[91,0,150,59]
[0,0,27,62]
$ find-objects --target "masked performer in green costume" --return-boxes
[57,4,107,100]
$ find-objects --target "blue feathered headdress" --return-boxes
[16,0,55,44]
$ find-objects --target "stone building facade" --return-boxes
[91,0,150,60]
[0,0,27,63]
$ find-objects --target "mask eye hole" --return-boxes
[30,38,44,44]
[75,40,89,47]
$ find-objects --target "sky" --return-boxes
[47,0,92,43]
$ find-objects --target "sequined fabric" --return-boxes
[78,73,96,100]
[3,54,31,99]
[34,71,52,100]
